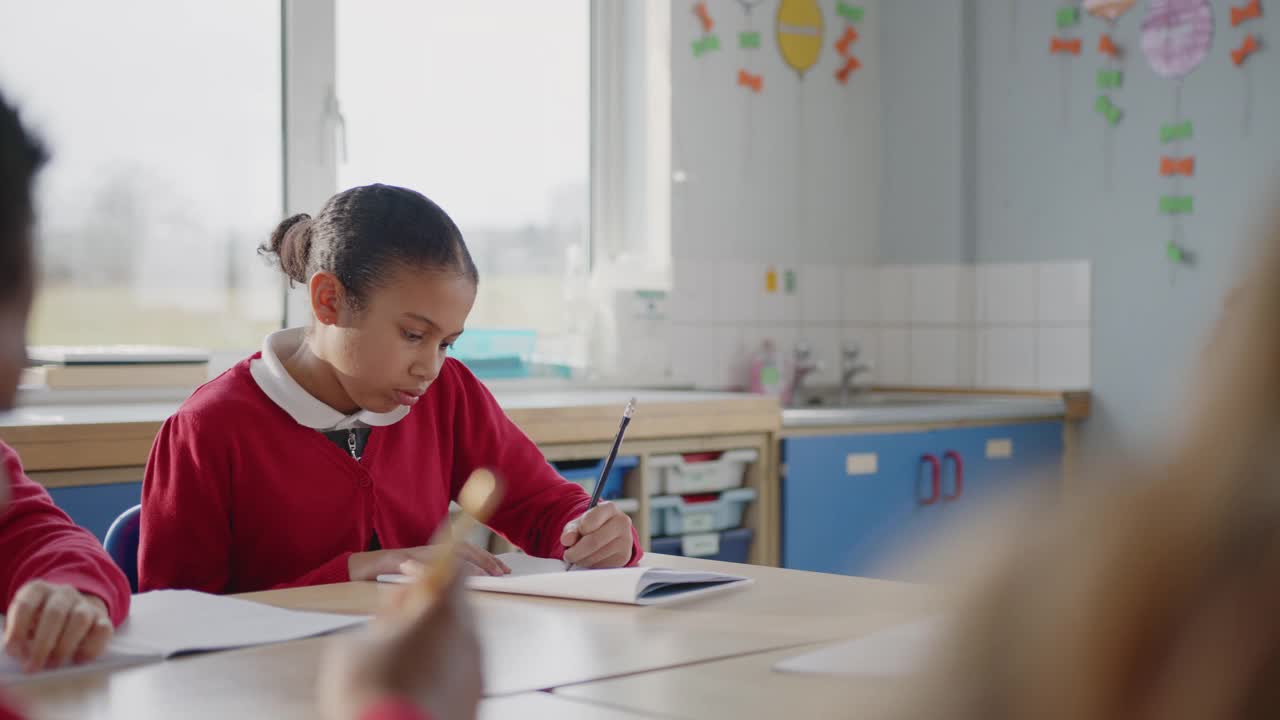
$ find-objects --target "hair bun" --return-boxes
[261,213,313,285]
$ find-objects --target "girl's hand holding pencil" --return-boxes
[560,502,635,569]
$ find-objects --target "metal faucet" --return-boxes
[788,342,821,406]
[839,342,871,405]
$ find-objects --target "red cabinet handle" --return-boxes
[943,450,964,501]
[919,454,941,506]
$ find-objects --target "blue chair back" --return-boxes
[103,504,141,593]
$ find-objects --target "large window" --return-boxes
[0,1,669,365]
[336,0,591,356]
[0,1,283,350]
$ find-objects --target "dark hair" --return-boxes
[259,184,478,309]
[0,88,47,300]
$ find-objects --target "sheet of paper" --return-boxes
[773,617,944,677]
[0,642,154,685]
[113,590,369,657]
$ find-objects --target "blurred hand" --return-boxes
[3,580,113,672]
[348,544,509,582]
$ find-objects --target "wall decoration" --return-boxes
[1140,0,1212,78]
[1229,0,1263,136]
[1086,0,1135,189]
[832,5,863,85]
[777,0,824,77]
[736,0,766,94]
[1050,3,1084,130]
[691,2,721,58]
[1142,0,1212,266]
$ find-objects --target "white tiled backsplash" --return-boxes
[668,259,1091,391]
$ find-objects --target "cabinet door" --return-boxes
[783,432,941,578]
[47,482,142,543]
[933,422,1064,507]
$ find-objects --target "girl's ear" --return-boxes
[309,271,345,326]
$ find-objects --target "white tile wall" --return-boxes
[842,265,880,326]
[671,259,715,325]
[711,261,758,325]
[799,264,842,327]
[909,265,975,326]
[976,263,1037,325]
[909,328,973,386]
[666,258,1091,392]
[711,326,748,390]
[1037,261,1091,326]
[877,328,911,385]
[670,324,716,388]
[878,265,911,325]
[1037,327,1092,389]
[758,269,801,325]
[977,327,1038,389]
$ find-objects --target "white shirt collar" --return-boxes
[249,327,410,431]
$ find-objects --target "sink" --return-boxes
[793,392,988,409]
[781,392,1068,428]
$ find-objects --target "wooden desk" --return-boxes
[11,557,931,719]
[554,644,913,720]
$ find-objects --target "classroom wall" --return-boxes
[966,1,1280,455]
[667,0,883,389]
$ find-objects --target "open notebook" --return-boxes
[1,590,368,684]
[378,552,752,606]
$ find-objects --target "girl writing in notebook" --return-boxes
[0,90,131,680]
[139,184,640,594]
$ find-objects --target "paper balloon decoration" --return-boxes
[777,0,824,76]
[1140,0,1214,78]
[1085,0,1138,21]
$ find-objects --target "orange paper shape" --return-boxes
[1232,33,1260,66]
[1098,33,1122,58]
[694,2,714,32]
[1160,156,1196,177]
[1050,36,1083,55]
[1231,0,1262,26]
[738,69,763,92]
[835,56,861,84]
[836,25,859,57]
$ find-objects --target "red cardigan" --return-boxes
[139,356,640,593]
[0,443,130,626]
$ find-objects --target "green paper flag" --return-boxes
[1095,95,1122,126]
[837,1,864,23]
[1166,242,1185,263]
[739,31,761,49]
[1160,195,1194,215]
[1056,6,1080,28]
[1096,69,1123,89]
[1161,120,1194,143]
[784,269,796,294]
[692,34,720,57]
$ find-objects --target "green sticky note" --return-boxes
[739,31,761,49]
[1166,242,1185,263]
[1096,69,1123,89]
[837,1,864,23]
[692,34,720,57]
[1056,6,1080,28]
[1161,120,1194,143]
[1160,195,1194,215]
[784,269,796,294]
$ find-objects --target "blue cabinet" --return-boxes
[782,421,1064,578]
[782,430,943,576]
[47,482,141,543]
